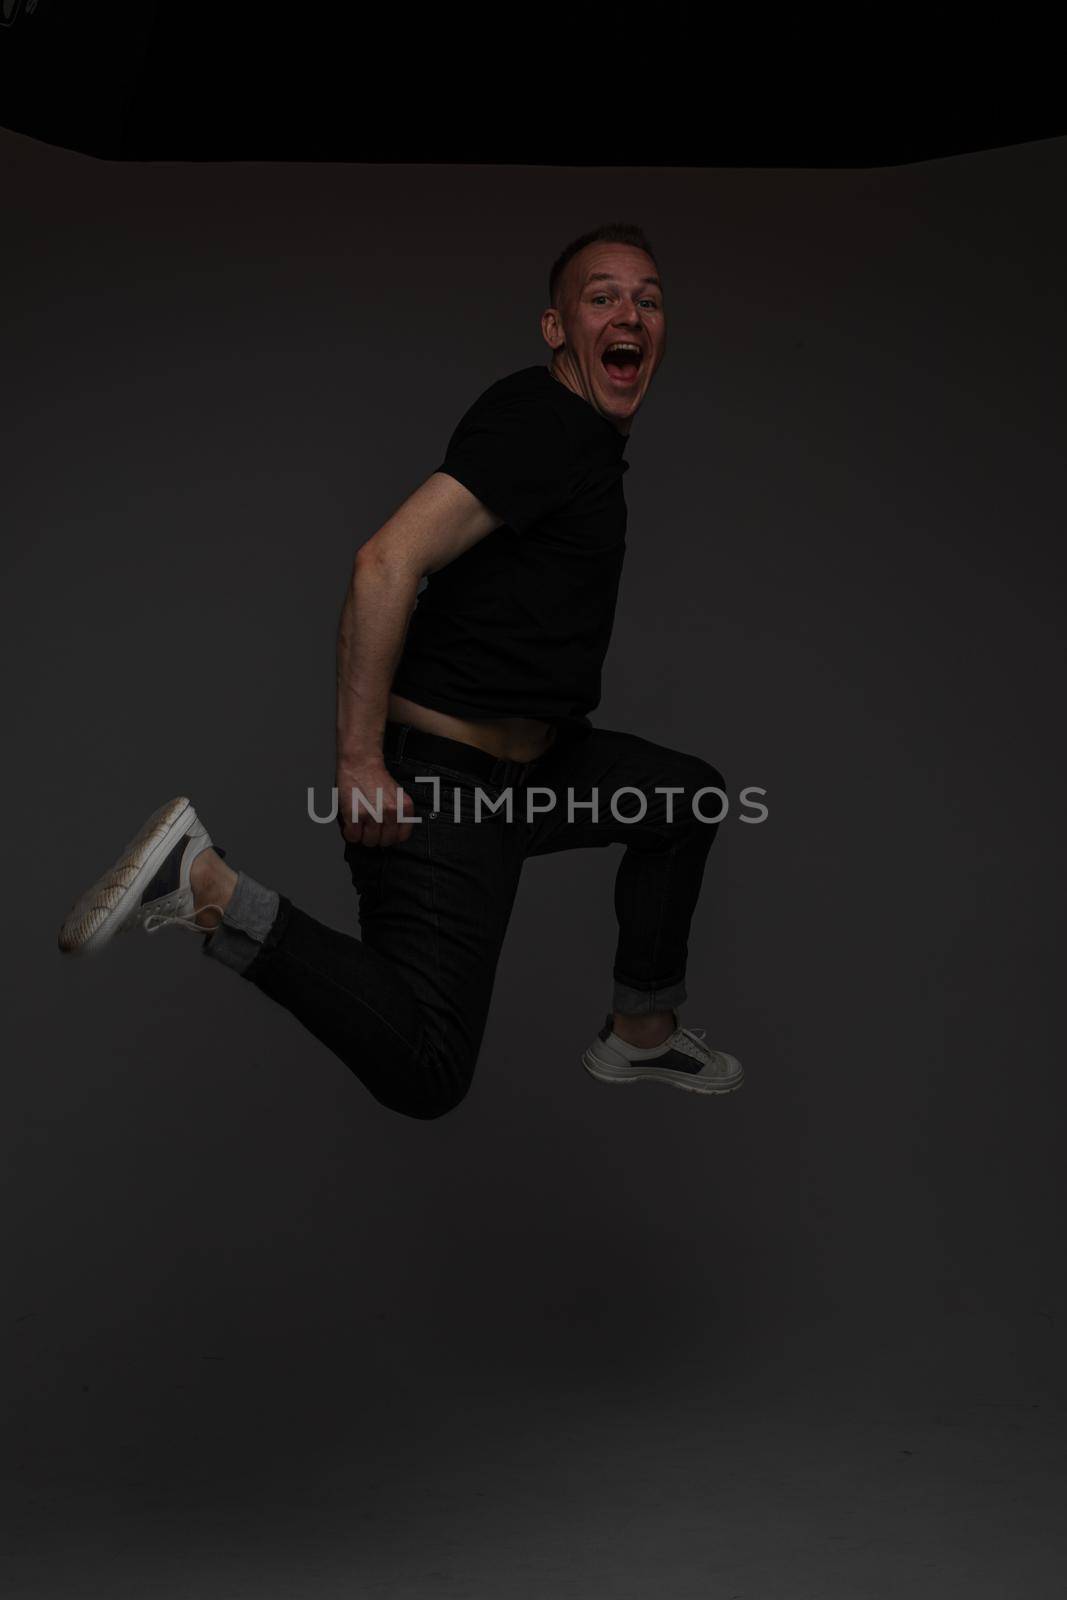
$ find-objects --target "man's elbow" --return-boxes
[352,539,423,588]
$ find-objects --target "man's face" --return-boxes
[541,242,666,431]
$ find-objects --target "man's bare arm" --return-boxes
[336,472,502,846]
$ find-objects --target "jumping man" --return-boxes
[58,222,743,1117]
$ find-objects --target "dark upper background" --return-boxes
[2,11,1066,1597]
[1,0,1064,166]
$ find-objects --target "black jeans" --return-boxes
[203,720,726,1120]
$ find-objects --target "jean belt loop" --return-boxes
[395,724,409,760]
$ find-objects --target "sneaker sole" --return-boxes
[581,1047,744,1095]
[58,796,195,956]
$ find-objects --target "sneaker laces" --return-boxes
[671,1025,715,1064]
[141,902,227,934]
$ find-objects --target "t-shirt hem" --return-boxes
[390,681,591,727]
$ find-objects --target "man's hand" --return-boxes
[337,754,417,847]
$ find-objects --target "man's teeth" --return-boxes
[606,342,641,356]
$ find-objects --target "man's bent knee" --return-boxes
[364,1047,475,1122]
[688,754,726,793]
[385,1075,472,1121]
[670,755,726,823]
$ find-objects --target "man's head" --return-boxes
[542,222,665,432]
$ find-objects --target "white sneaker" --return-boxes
[58,796,225,956]
[582,1012,744,1095]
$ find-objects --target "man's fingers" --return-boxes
[338,782,418,847]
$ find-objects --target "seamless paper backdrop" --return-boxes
[3,135,1065,1597]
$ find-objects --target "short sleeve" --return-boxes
[433,395,577,535]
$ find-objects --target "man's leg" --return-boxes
[198,770,526,1118]
[521,724,727,1044]
[59,779,524,1120]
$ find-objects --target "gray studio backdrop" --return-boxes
[3,136,1065,1597]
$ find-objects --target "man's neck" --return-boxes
[548,358,631,437]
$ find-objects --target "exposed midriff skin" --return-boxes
[387,692,557,762]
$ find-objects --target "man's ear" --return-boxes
[541,306,564,351]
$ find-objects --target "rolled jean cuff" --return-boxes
[202,870,281,976]
[612,976,688,1015]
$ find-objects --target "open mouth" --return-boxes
[601,341,643,385]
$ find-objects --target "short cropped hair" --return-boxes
[548,223,660,309]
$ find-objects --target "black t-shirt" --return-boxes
[390,364,630,729]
